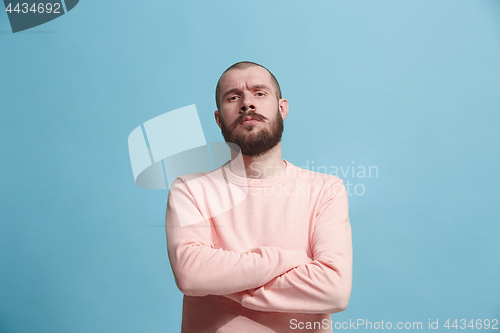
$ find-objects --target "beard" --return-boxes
[219,108,284,157]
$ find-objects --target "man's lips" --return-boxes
[239,115,264,125]
[240,119,261,125]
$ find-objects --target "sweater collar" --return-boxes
[221,159,293,187]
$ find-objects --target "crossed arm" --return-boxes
[165,177,312,296]
[165,177,352,313]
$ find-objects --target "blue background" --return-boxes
[1,0,499,332]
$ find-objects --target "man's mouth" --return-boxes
[240,119,260,125]
[240,116,262,125]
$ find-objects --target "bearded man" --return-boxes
[165,61,353,333]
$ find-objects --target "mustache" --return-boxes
[230,111,268,128]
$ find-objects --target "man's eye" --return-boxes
[256,92,265,96]
[228,96,238,101]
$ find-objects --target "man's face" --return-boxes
[215,66,288,156]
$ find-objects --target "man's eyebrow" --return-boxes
[222,87,239,99]
[222,84,272,99]
[249,84,270,91]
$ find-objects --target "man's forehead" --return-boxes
[220,66,274,91]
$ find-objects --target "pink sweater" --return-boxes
[165,160,352,332]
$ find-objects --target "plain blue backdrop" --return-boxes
[1,1,499,332]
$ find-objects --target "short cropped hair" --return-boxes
[215,61,282,110]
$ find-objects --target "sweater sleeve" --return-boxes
[165,176,312,297]
[224,179,353,313]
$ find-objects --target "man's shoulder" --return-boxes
[171,163,228,190]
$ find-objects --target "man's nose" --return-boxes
[240,93,255,112]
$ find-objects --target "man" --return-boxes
[165,61,352,332]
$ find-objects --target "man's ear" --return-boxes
[214,110,222,129]
[278,98,289,121]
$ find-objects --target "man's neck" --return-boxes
[228,143,286,179]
